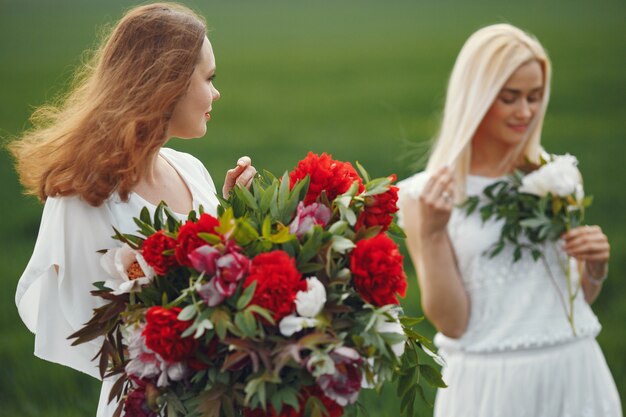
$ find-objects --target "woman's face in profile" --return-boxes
[168,36,221,139]
[474,60,544,149]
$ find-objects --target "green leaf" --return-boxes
[363,177,392,197]
[339,205,357,226]
[140,206,152,226]
[133,218,157,238]
[298,262,325,273]
[233,219,260,245]
[331,236,356,254]
[519,218,548,228]
[419,364,447,388]
[178,303,198,321]
[198,232,221,245]
[237,281,256,310]
[355,161,371,183]
[261,183,278,214]
[261,216,272,239]
[234,310,257,338]
[212,309,231,340]
[268,224,294,244]
[513,246,522,262]
[399,316,425,327]
[246,305,275,325]
[328,220,348,235]
[387,222,407,238]
[234,184,259,211]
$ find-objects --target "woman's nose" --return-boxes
[516,99,532,119]
[212,85,221,101]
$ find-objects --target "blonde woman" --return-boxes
[10,3,256,416]
[398,24,621,416]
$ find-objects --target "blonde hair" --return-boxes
[9,3,206,206]
[426,23,552,200]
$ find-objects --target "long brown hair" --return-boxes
[9,3,206,206]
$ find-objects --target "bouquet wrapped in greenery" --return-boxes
[462,153,592,335]
[71,152,444,417]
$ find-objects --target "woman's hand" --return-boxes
[402,166,468,338]
[563,225,610,278]
[417,166,455,238]
[222,156,257,198]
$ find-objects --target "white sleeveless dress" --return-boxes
[398,172,622,417]
[15,147,220,417]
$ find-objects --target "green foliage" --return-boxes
[460,169,590,263]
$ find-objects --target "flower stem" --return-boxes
[564,252,577,337]
[551,241,577,336]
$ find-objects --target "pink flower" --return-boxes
[289,202,332,238]
[214,249,250,296]
[315,347,363,406]
[197,278,225,307]
[192,243,250,306]
[189,245,221,276]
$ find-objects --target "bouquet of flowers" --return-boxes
[461,153,592,335]
[70,152,444,417]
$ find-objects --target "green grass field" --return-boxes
[1,1,624,416]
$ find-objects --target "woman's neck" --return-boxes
[470,137,521,177]
[139,149,166,186]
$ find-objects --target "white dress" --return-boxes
[398,172,622,417]
[15,147,220,417]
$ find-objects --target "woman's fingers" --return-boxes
[563,225,610,261]
[417,167,455,237]
[222,156,254,197]
[423,167,453,207]
[236,165,257,186]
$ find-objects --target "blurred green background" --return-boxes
[1,0,624,416]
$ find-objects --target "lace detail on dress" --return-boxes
[398,174,602,354]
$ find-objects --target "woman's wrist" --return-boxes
[585,262,608,286]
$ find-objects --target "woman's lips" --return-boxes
[205,112,211,121]
[508,123,528,132]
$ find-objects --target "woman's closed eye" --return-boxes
[499,93,517,104]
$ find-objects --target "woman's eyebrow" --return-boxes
[501,87,543,94]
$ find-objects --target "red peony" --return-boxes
[175,213,220,266]
[350,234,407,306]
[143,307,198,363]
[355,175,399,232]
[142,230,178,275]
[289,152,364,205]
[243,251,305,322]
[243,385,343,417]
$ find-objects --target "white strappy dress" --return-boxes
[15,147,220,417]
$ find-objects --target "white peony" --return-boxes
[100,244,155,295]
[278,315,318,337]
[295,276,327,318]
[279,277,327,336]
[519,154,583,198]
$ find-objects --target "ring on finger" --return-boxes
[442,191,452,202]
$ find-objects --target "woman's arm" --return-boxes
[563,225,610,304]
[402,167,469,338]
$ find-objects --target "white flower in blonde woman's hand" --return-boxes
[101,244,155,294]
[519,154,582,197]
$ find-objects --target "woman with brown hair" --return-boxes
[10,3,255,415]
